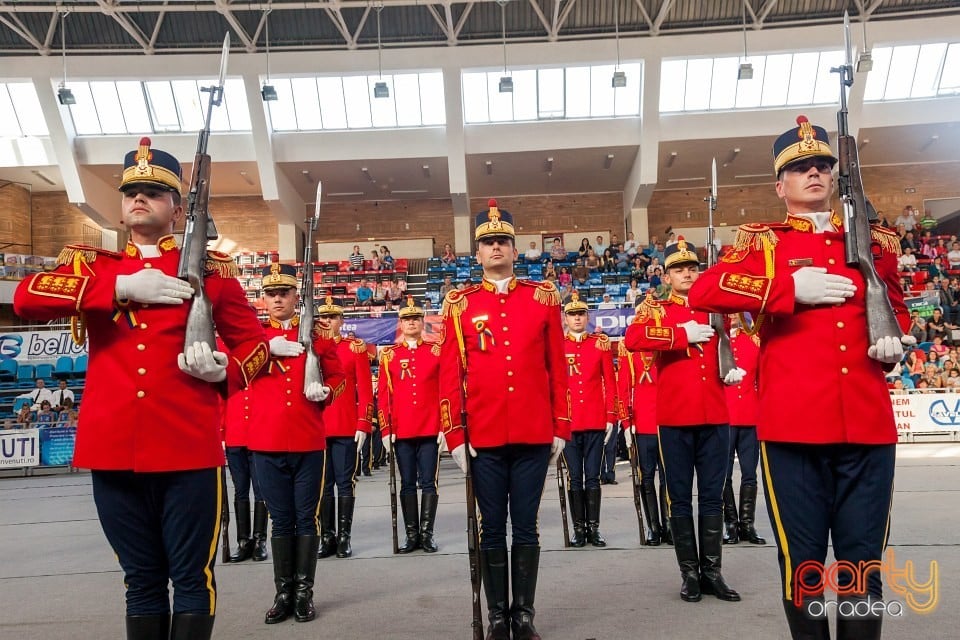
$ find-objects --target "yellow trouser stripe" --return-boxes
[760,442,792,601]
[205,468,223,614]
[656,426,671,516]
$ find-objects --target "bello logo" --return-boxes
[794,549,938,615]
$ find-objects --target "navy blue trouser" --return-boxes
[253,451,325,537]
[563,430,604,491]
[601,424,619,481]
[394,436,440,496]
[658,424,728,518]
[727,426,759,487]
[473,444,551,550]
[92,468,220,616]
[225,446,262,502]
[761,442,895,604]
[323,436,358,498]
[637,433,666,487]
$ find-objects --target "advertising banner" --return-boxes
[0,330,87,363]
[39,426,77,466]
[0,428,40,467]
[891,392,960,433]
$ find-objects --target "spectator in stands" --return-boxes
[900,230,918,254]
[890,378,907,393]
[945,368,960,389]
[558,266,572,287]
[629,256,647,283]
[585,249,600,272]
[920,209,938,232]
[926,308,958,344]
[349,245,365,271]
[560,283,577,305]
[393,276,407,298]
[594,235,608,257]
[646,257,663,280]
[18,378,54,411]
[439,274,456,298]
[927,256,949,281]
[921,364,943,389]
[947,278,960,323]
[547,238,565,261]
[356,279,373,306]
[878,211,892,229]
[572,258,589,282]
[380,246,395,270]
[930,335,950,359]
[52,379,75,412]
[369,250,381,271]
[574,272,589,289]
[650,267,667,297]
[598,293,616,309]
[898,247,918,272]
[16,403,34,427]
[947,242,960,269]
[440,243,457,266]
[933,237,949,257]
[895,205,918,231]
[35,400,56,424]
[422,299,434,312]
[908,312,927,344]
[609,233,621,252]
[623,231,639,257]
[381,279,397,310]
[371,280,387,307]
[578,238,592,259]
[599,248,617,273]
[524,241,542,263]
[646,240,665,264]
[625,279,642,306]
[58,397,79,426]
[543,260,557,281]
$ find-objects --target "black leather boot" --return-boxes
[738,484,767,545]
[836,596,882,640]
[722,484,740,544]
[782,599,830,640]
[293,535,321,622]
[480,548,510,640]
[229,499,253,562]
[397,493,420,554]
[265,536,295,624]
[419,493,439,553]
[169,614,214,640]
[317,496,337,558]
[671,516,701,602]
[568,489,586,547]
[641,481,662,546]
[659,484,673,545]
[336,496,356,558]
[585,486,607,547]
[698,515,741,601]
[125,614,169,640]
[251,500,269,561]
[510,545,542,640]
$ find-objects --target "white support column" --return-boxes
[277,223,302,262]
[622,57,662,243]
[443,64,472,254]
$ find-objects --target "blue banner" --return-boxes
[39,426,76,466]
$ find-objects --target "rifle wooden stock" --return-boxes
[556,457,570,548]
[220,465,231,564]
[388,439,399,554]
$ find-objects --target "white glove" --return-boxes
[382,433,395,452]
[177,341,227,383]
[354,430,367,448]
[623,424,634,449]
[681,320,715,344]
[723,367,747,386]
[901,335,918,348]
[603,422,615,445]
[116,269,193,304]
[437,432,447,449]
[791,267,856,305]
[548,437,566,465]
[305,382,330,402]
[269,335,304,357]
[868,336,905,364]
[451,443,477,475]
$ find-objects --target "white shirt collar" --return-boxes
[491,276,513,294]
[135,243,161,258]
[791,211,836,234]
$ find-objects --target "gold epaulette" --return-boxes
[871,224,902,256]
[519,279,561,306]
[56,244,121,267]
[379,344,395,365]
[731,223,781,253]
[206,251,239,278]
[350,338,367,354]
[593,332,611,351]
[430,341,441,357]
[617,339,630,357]
[634,295,664,325]
[313,324,337,340]
[442,285,479,318]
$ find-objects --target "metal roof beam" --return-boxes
[213,0,255,52]
[865,0,885,17]
[0,11,45,53]
[526,0,553,40]
[148,10,166,49]
[454,2,475,38]
[42,11,57,52]
[652,0,675,36]
[425,3,453,43]
[442,0,457,44]
[757,0,779,26]
[633,0,654,31]
[323,5,356,49]
[555,0,580,38]
[95,0,151,53]
[744,0,758,26]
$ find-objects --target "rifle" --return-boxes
[556,456,570,548]
[388,435,399,554]
[459,356,484,640]
[178,33,230,354]
[832,12,902,345]
[623,356,647,544]
[705,158,736,379]
[300,182,325,393]
[220,465,231,563]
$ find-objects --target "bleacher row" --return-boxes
[902,253,960,294]
[0,356,87,415]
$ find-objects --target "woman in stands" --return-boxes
[600,248,617,273]
[16,403,34,427]
[35,400,56,424]
[380,246,395,270]
[578,237,592,259]
[543,260,557,281]
[58,398,79,427]
[369,250,381,271]
[440,243,457,266]
[558,266,572,288]
[585,248,600,272]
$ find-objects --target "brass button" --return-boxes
[286,377,292,382]
[137,343,146,351]
[140,323,148,329]
[828,258,836,265]
[137,368,146,375]
[701,377,707,382]
[413,401,417,405]
[504,341,510,346]
[825,239,832,246]
[143,304,150,308]
[503,326,509,332]
[286,389,292,394]
[244,406,249,411]
[286,401,292,407]
[506,356,512,361]
[136,390,145,398]
[500,299,506,304]
[143,262,152,269]
[839,345,847,351]
[507,371,513,376]
[841,367,849,374]
[508,386,514,392]
[501,312,507,318]
[836,321,844,329]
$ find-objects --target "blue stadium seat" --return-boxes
[16,363,35,386]
[12,397,32,413]
[35,363,54,382]
[53,356,74,380]
[0,359,16,382]
[73,355,88,378]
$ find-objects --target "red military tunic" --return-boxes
[688,214,908,444]
[247,317,346,453]
[563,332,617,432]
[12,237,269,472]
[377,339,442,439]
[219,336,255,447]
[623,293,730,427]
[323,336,374,438]
[616,341,658,435]
[439,278,571,451]
[725,331,760,428]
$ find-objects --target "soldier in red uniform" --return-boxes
[440,200,570,640]
[624,238,745,604]
[618,333,671,546]
[313,295,374,559]
[378,297,444,553]
[13,138,269,640]
[689,116,910,640]
[560,292,617,548]
[248,265,345,625]
[721,316,766,547]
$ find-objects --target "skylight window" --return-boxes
[864,42,960,101]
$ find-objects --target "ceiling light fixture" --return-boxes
[611,0,626,88]
[485,160,494,175]
[301,170,312,183]
[604,154,615,169]
[737,1,753,81]
[856,18,873,72]
[422,164,431,178]
[261,7,277,101]
[666,151,678,168]
[545,157,554,172]
[239,171,255,186]
[497,1,513,93]
[361,166,376,182]
[56,11,75,105]
[374,3,389,98]
[920,135,939,153]
[31,170,57,186]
